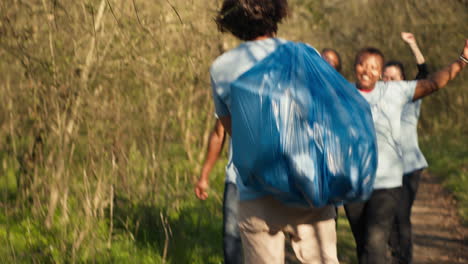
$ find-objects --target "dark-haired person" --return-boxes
[344,41,468,264]
[210,0,339,263]
[322,48,342,73]
[194,119,242,264]
[383,32,429,264]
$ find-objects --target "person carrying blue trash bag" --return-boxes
[210,1,377,263]
[230,42,378,207]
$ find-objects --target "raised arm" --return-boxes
[401,32,428,79]
[194,119,226,200]
[413,40,468,101]
[402,32,425,65]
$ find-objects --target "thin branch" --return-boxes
[81,0,106,86]
[132,0,146,31]
[106,0,122,28]
[164,0,184,25]
[163,0,196,76]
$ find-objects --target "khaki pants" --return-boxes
[238,196,339,264]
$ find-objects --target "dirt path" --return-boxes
[412,172,468,263]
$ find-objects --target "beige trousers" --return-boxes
[238,196,339,264]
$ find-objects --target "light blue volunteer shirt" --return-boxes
[358,81,417,189]
[400,101,428,174]
[224,143,237,183]
[210,38,288,200]
[214,113,237,184]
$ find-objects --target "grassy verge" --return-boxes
[0,161,227,263]
[420,131,468,225]
[1,156,360,263]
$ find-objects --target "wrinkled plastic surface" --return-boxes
[230,42,377,207]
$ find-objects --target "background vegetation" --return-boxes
[0,0,466,263]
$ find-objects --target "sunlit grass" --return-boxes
[420,131,468,225]
[0,0,466,262]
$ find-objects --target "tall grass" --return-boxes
[0,0,224,262]
[0,0,466,263]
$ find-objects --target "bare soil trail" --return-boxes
[412,172,468,263]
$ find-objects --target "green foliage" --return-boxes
[0,210,165,263]
[0,0,466,262]
[0,174,225,263]
[0,155,18,196]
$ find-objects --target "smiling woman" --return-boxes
[345,42,468,263]
[354,48,385,91]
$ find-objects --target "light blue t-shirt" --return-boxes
[211,38,288,200]
[358,81,417,189]
[400,100,428,173]
[224,142,237,183]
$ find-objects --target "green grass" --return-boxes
[0,0,465,262]
[0,192,225,264]
[0,156,360,263]
[337,209,358,264]
[0,156,227,264]
[420,131,468,225]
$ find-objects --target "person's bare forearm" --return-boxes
[408,42,425,65]
[413,59,466,100]
[413,40,468,100]
[402,32,426,64]
[195,120,225,200]
[200,120,226,180]
[431,59,466,87]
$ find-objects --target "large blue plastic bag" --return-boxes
[230,42,377,207]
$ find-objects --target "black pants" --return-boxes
[344,187,402,264]
[389,169,423,264]
[222,182,243,264]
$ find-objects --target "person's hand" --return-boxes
[401,32,417,45]
[462,39,468,61]
[195,178,209,200]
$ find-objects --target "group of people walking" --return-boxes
[194,0,468,263]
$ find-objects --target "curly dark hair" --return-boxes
[215,0,289,41]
